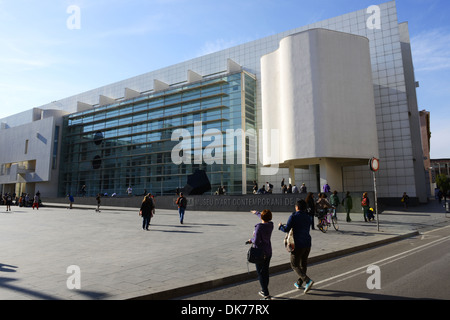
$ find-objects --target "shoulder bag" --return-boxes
[247,246,265,264]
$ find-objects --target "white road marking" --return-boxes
[274,226,450,299]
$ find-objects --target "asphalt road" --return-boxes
[178,223,450,300]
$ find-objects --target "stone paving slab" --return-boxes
[0,200,448,300]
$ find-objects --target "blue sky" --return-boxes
[0,0,449,158]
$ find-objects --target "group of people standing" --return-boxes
[253,180,308,195]
[303,191,355,228]
[2,192,41,211]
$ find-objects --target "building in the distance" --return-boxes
[0,1,429,203]
[431,159,450,179]
[0,109,66,197]
[431,158,450,197]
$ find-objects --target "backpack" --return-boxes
[361,198,368,207]
[178,196,187,208]
[283,229,295,253]
[330,194,339,206]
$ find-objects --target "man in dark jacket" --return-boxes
[140,194,155,231]
[279,200,314,293]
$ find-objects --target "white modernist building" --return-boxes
[261,29,379,190]
[0,109,67,197]
[0,1,428,203]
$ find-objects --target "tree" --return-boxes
[436,174,450,202]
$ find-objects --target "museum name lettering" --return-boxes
[194,196,300,208]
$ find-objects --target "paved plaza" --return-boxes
[0,199,449,300]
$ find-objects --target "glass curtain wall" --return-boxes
[59,71,256,197]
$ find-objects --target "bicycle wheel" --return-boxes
[319,219,328,233]
[332,216,339,231]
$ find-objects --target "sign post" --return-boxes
[369,158,380,231]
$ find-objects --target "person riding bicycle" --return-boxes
[316,193,334,226]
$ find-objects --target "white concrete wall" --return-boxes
[261,29,379,168]
[0,110,66,196]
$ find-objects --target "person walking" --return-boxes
[437,189,443,204]
[401,192,410,211]
[127,186,133,196]
[248,209,274,300]
[149,193,156,218]
[25,194,30,207]
[4,193,12,212]
[361,192,371,222]
[68,194,75,209]
[176,192,187,224]
[305,192,316,230]
[342,192,353,222]
[95,193,101,212]
[32,193,40,210]
[139,194,155,231]
[278,200,314,294]
[330,191,340,219]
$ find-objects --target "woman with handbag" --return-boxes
[248,210,273,300]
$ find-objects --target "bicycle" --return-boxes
[315,208,339,233]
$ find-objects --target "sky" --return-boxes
[0,0,449,158]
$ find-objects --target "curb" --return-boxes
[43,202,138,212]
[129,230,420,300]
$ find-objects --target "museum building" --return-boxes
[0,1,428,203]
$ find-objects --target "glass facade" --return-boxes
[59,71,257,197]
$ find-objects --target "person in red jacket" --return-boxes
[176,193,187,224]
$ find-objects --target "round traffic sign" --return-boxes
[370,157,380,172]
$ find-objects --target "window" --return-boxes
[24,140,29,154]
[52,126,60,169]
